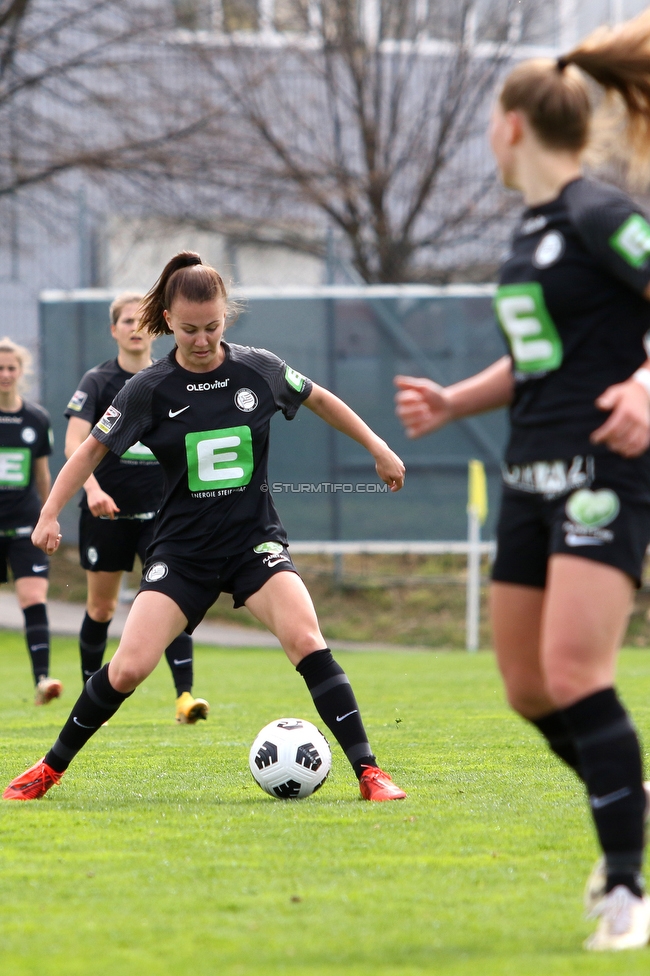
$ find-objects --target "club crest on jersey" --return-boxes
[67,390,88,412]
[96,405,122,434]
[563,488,619,547]
[21,427,36,444]
[532,231,564,269]
[235,388,258,412]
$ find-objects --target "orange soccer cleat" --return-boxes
[2,758,64,801]
[34,677,63,706]
[359,766,407,801]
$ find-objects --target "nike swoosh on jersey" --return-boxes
[168,405,190,418]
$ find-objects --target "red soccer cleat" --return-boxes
[2,758,64,801]
[359,766,407,801]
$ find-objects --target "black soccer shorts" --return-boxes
[492,455,650,589]
[0,532,49,584]
[137,542,299,633]
[79,509,156,573]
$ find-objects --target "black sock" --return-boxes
[45,664,133,773]
[561,688,646,898]
[530,710,583,779]
[23,603,50,685]
[296,649,377,779]
[79,613,111,682]
[165,632,193,696]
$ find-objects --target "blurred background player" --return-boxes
[6,251,407,803]
[396,9,650,952]
[0,337,61,705]
[64,292,208,724]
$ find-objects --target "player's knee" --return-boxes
[109,659,147,693]
[288,633,327,662]
[87,599,117,623]
[505,683,551,719]
[544,671,585,708]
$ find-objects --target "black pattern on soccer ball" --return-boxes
[273,779,302,799]
[295,742,322,771]
[254,740,278,769]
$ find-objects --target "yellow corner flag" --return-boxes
[467,459,488,526]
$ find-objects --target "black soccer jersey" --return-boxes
[0,400,52,529]
[495,177,650,464]
[90,343,313,558]
[65,358,162,515]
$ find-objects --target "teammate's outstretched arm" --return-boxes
[394,355,514,439]
[304,384,405,491]
[32,436,109,555]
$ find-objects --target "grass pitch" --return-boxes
[2,636,650,975]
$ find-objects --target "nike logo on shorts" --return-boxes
[173,658,192,666]
[168,406,190,418]
[336,710,358,722]
[32,564,48,572]
[590,787,632,809]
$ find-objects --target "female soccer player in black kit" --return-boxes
[4,251,407,803]
[65,293,208,724]
[0,337,62,704]
[396,11,650,952]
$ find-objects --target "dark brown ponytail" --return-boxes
[499,8,650,182]
[139,251,229,336]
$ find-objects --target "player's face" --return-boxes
[489,103,518,189]
[164,296,227,372]
[0,352,22,395]
[111,302,151,356]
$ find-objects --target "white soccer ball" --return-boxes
[249,718,331,799]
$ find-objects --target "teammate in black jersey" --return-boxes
[5,251,407,803]
[396,11,650,951]
[64,293,208,724]
[0,337,62,705]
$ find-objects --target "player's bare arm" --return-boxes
[394,355,514,439]
[304,383,405,491]
[32,456,51,506]
[33,435,109,554]
[65,415,120,518]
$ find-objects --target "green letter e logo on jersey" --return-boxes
[610,214,650,269]
[285,365,306,393]
[185,426,254,492]
[494,282,563,374]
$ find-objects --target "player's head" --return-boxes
[139,252,231,336]
[139,251,233,370]
[491,7,650,188]
[0,336,31,395]
[109,292,152,357]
